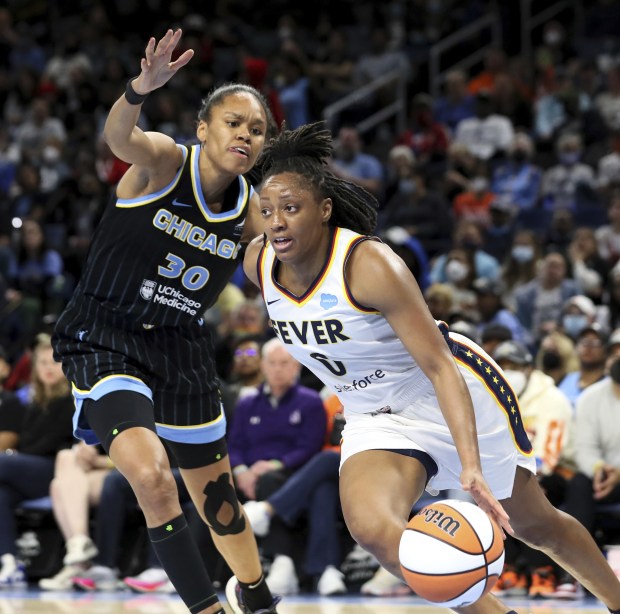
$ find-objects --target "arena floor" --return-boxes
[0,590,609,613]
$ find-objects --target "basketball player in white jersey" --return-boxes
[243,123,620,613]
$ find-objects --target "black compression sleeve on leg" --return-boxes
[238,574,276,612]
[148,514,219,614]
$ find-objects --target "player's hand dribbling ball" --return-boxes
[399,499,504,607]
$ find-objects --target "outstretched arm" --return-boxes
[346,240,513,535]
[103,29,194,196]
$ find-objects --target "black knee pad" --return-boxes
[84,391,157,453]
[165,438,228,470]
[202,473,246,536]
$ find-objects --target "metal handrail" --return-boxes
[429,12,502,98]
[321,69,407,136]
[520,0,584,62]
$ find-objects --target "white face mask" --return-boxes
[503,369,528,397]
[445,260,469,283]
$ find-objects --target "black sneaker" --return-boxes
[225,576,281,613]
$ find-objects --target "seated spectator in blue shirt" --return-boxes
[229,338,327,595]
[328,125,385,199]
[557,324,607,408]
[433,69,476,135]
[473,277,532,348]
[274,51,311,130]
[491,132,542,211]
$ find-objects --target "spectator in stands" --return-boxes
[229,338,326,595]
[596,64,620,131]
[491,340,575,599]
[472,278,531,348]
[6,218,67,339]
[467,48,507,95]
[432,247,478,322]
[541,132,598,212]
[452,175,495,228]
[0,346,21,452]
[442,141,481,202]
[555,329,620,598]
[595,190,620,269]
[482,197,517,264]
[568,227,609,305]
[13,98,67,165]
[514,250,580,341]
[382,225,431,290]
[394,93,449,170]
[221,335,265,424]
[535,330,580,387]
[558,323,608,407]
[501,230,542,311]
[430,219,501,285]
[491,132,542,212]
[379,164,452,260]
[38,442,112,590]
[560,294,601,341]
[0,335,74,587]
[329,125,385,199]
[454,89,515,163]
[479,323,513,357]
[382,144,416,206]
[244,394,346,596]
[433,68,475,135]
[597,129,620,197]
[424,283,456,324]
[491,72,533,131]
[308,29,355,108]
[273,52,311,130]
[608,263,620,331]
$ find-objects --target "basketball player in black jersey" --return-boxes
[52,29,278,614]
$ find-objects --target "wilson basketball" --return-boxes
[399,499,504,607]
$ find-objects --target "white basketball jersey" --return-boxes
[258,227,431,415]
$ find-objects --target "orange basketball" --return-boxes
[399,499,504,607]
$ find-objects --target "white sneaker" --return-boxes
[265,555,299,596]
[548,580,585,600]
[360,566,412,597]
[317,565,346,596]
[243,501,271,537]
[72,565,120,592]
[0,554,26,589]
[63,535,98,565]
[39,564,85,591]
[124,567,175,594]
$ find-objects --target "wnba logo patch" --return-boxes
[140,279,156,300]
[320,293,338,309]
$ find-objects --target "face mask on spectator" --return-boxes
[562,314,588,338]
[502,369,528,396]
[511,245,534,263]
[559,151,580,166]
[445,260,469,282]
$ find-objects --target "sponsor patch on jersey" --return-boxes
[320,293,338,309]
[140,279,157,300]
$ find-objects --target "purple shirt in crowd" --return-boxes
[228,383,327,471]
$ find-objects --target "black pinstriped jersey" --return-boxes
[67,144,252,328]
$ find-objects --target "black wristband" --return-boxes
[125,77,149,105]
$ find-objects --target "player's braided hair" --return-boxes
[250,122,378,235]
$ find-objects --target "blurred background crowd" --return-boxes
[2,0,620,602]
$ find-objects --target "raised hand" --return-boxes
[133,29,194,94]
